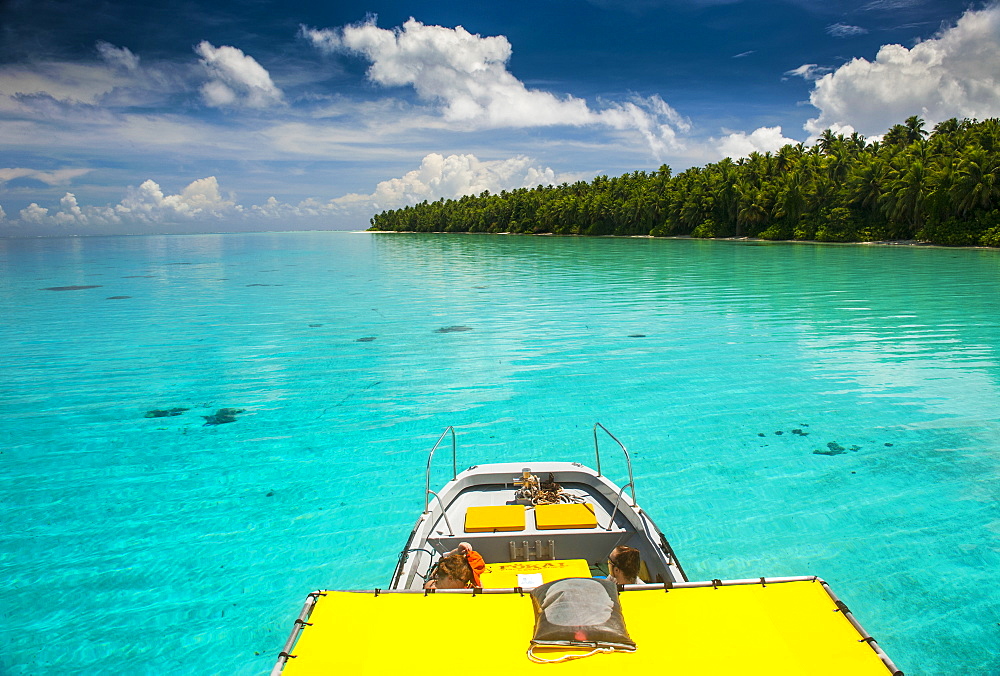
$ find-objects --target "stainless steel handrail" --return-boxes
[426,490,455,536]
[604,481,636,531]
[424,426,457,512]
[593,422,636,507]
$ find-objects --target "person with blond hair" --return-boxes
[423,542,486,589]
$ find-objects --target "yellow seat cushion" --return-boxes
[534,502,598,530]
[464,505,526,532]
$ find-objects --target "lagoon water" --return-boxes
[1,231,999,674]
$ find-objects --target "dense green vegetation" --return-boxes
[369,117,1000,247]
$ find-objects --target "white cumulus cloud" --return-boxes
[195,41,283,108]
[806,5,1000,136]
[333,152,563,212]
[11,177,241,230]
[119,176,238,220]
[53,193,87,225]
[303,18,689,157]
[714,126,798,159]
[18,203,49,224]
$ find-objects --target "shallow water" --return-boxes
[1,232,998,674]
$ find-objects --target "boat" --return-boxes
[271,424,903,675]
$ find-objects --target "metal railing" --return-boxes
[426,490,455,536]
[593,422,636,507]
[604,480,637,531]
[423,426,457,512]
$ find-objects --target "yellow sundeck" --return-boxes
[272,425,902,675]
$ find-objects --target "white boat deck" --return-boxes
[395,461,683,589]
[426,482,630,563]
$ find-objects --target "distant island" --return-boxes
[369,117,1000,248]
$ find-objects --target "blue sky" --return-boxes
[0,0,994,235]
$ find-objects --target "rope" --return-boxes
[520,486,587,505]
[515,473,587,505]
[527,646,614,663]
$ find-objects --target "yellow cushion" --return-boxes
[464,505,526,532]
[534,503,598,530]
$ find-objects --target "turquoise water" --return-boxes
[1,231,998,674]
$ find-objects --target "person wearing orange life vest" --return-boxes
[423,541,486,589]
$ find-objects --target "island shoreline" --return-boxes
[364,230,999,251]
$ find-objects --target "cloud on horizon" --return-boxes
[13,176,237,229]
[713,125,798,159]
[0,152,569,234]
[333,153,567,212]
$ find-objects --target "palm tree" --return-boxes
[883,124,911,147]
[817,129,839,155]
[848,155,889,217]
[775,144,800,173]
[904,115,928,143]
[774,170,809,226]
[884,159,929,237]
[735,180,769,236]
[952,147,1000,215]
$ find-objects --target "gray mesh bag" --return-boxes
[527,577,636,662]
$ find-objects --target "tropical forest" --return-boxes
[369,117,1000,247]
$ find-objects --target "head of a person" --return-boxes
[608,546,641,584]
[433,552,473,589]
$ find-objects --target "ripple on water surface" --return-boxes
[1,233,999,674]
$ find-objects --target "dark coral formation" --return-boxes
[202,408,246,425]
[145,407,189,418]
[758,426,870,457]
